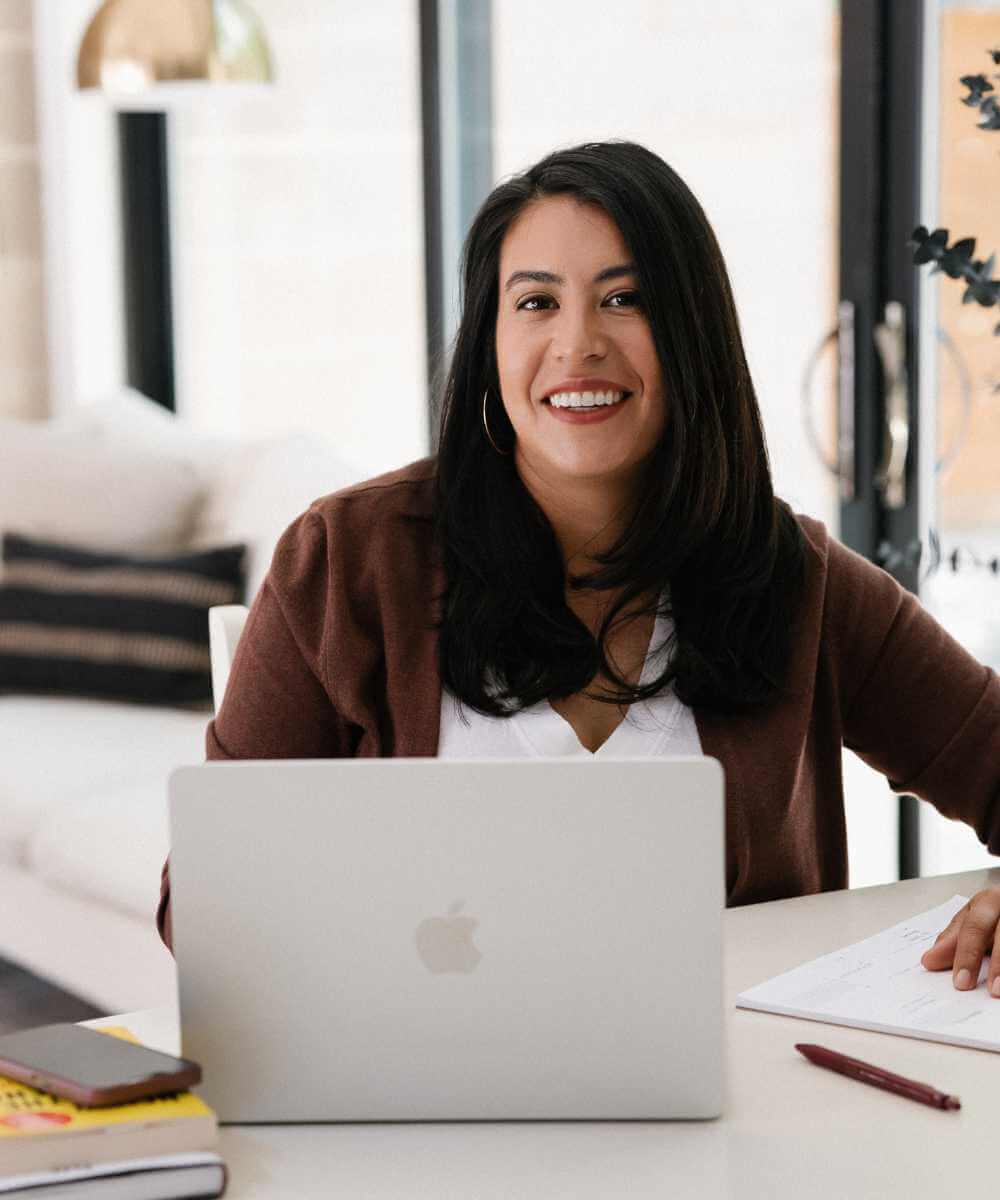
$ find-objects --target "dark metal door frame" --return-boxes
[839,0,926,878]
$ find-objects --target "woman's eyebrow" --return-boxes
[503,264,636,292]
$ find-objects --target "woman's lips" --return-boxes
[543,394,632,424]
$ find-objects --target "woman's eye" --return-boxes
[606,290,641,308]
[516,295,553,312]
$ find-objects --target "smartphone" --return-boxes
[0,1023,201,1107]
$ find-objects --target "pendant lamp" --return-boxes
[77,0,273,96]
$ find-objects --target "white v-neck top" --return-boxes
[438,609,703,759]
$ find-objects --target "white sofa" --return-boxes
[0,392,359,1014]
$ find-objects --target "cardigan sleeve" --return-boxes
[205,507,358,761]
[827,533,1000,855]
[156,507,360,949]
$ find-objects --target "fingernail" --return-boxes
[991,978,1000,998]
[955,968,972,989]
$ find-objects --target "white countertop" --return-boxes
[90,866,1000,1198]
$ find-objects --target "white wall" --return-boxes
[31,0,124,415]
[168,1,429,477]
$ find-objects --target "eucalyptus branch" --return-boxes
[909,49,1000,391]
[907,226,1000,319]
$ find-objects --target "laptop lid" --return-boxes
[168,757,724,1121]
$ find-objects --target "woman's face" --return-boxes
[494,195,666,493]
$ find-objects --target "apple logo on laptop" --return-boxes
[415,900,482,973]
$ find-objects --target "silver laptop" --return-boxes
[168,757,724,1121]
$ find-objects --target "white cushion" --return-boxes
[12,391,360,600]
[69,388,239,484]
[193,431,358,601]
[27,780,173,923]
[0,695,207,865]
[0,404,205,554]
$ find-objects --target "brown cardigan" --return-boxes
[157,457,1000,946]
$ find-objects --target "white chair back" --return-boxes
[208,604,250,715]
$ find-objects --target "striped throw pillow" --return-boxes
[0,533,246,707]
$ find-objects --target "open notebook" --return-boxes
[736,895,999,1054]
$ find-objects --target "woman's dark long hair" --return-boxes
[435,140,806,716]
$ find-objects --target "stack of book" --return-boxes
[0,1029,225,1198]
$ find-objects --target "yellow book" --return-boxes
[0,1029,217,1176]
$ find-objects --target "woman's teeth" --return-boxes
[547,390,627,409]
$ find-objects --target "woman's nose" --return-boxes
[553,304,607,361]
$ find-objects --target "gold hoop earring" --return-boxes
[482,389,511,456]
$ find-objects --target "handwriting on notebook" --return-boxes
[736,896,999,1053]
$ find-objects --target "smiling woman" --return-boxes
[157,141,1000,1002]
[436,141,806,724]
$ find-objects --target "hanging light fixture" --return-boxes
[77,0,273,97]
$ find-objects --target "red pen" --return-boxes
[795,1043,961,1111]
